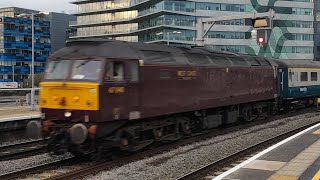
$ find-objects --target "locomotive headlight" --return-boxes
[73,96,80,102]
[53,96,58,101]
[64,111,72,118]
[90,88,97,94]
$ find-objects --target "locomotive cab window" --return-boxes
[300,72,308,82]
[105,61,124,81]
[45,60,71,80]
[71,60,103,81]
[311,72,317,81]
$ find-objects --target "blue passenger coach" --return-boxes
[275,60,320,109]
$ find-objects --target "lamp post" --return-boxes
[17,12,48,111]
[156,31,182,46]
[31,13,35,111]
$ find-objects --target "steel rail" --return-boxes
[0,156,78,180]
[175,121,320,180]
[0,139,46,161]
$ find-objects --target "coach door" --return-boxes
[126,61,141,120]
[278,68,285,97]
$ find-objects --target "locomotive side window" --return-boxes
[311,72,318,81]
[105,61,124,81]
[129,62,139,82]
[300,72,308,82]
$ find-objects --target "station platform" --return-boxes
[0,106,40,123]
[0,106,40,122]
[215,123,320,180]
[0,106,40,131]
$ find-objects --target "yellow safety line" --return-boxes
[268,175,297,180]
[312,170,320,180]
[313,130,320,135]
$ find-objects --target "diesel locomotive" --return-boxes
[27,39,320,157]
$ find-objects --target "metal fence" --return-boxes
[0,88,40,108]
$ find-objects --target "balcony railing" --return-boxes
[70,17,136,26]
[70,27,138,37]
[75,4,130,14]
[74,0,149,14]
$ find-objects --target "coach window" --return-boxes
[311,72,318,81]
[105,61,124,81]
[300,72,308,82]
[289,72,294,82]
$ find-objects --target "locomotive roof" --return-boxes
[51,39,273,67]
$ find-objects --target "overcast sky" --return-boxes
[0,0,76,14]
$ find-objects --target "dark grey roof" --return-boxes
[50,39,272,67]
[273,60,320,68]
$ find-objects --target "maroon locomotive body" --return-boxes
[28,39,279,156]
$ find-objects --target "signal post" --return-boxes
[196,9,275,47]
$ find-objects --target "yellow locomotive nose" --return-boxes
[40,82,99,110]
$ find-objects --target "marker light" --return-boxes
[64,111,72,117]
[258,37,264,43]
[73,96,80,102]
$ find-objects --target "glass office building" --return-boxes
[0,7,51,82]
[315,0,320,61]
[70,0,314,60]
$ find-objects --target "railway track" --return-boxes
[0,156,78,180]
[1,108,316,180]
[175,121,320,180]
[0,139,46,161]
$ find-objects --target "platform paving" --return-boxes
[0,106,40,121]
[219,124,320,180]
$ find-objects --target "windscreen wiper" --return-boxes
[76,60,91,68]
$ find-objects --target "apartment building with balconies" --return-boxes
[70,0,315,60]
